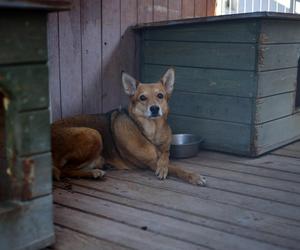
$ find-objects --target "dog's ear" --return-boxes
[122,72,138,96]
[161,68,175,95]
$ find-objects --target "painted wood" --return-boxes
[54,204,206,250]
[258,44,300,71]
[168,0,181,20]
[255,113,300,155]
[102,0,121,112]
[143,41,256,70]
[59,0,82,117]
[168,114,251,154]
[18,109,50,156]
[256,92,296,124]
[54,188,286,250]
[0,11,47,65]
[170,91,253,124]
[138,0,154,23]
[206,0,215,15]
[47,12,61,121]
[0,65,48,112]
[257,68,297,97]
[143,21,258,43]
[182,0,195,18]
[81,0,102,114]
[154,0,168,21]
[0,195,54,250]
[195,0,207,17]
[57,182,300,249]
[142,64,256,97]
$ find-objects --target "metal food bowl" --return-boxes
[170,134,203,159]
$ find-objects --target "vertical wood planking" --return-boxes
[102,0,121,112]
[195,0,207,17]
[154,0,168,21]
[168,0,182,19]
[182,0,195,18]
[47,13,61,121]
[81,0,102,114]
[206,0,216,16]
[59,0,82,117]
[138,0,154,23]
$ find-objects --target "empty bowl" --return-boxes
[170,134,203,159]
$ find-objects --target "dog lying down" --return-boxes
[51,68,206,186]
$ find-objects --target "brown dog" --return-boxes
[51,68,206,186]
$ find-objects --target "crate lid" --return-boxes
[134,11,300,30]
[0,0,70,11]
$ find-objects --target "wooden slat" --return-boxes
[102,0,121,112]
[138,0,153,23]
[142,64,256,97]
[195,0,207,17]
[143,41,256,70]
[170,91,253,124]
[59,0,82,117]
[70,178,300,242]
[154,0,168,21]
[47,12,61,121]
[206,0,216,16]
[54,188,286,250]
[53,225,130,250]
[182,0,195,18]
[54,204,207,250]
[81,0,102,114]
[168,0,181,20]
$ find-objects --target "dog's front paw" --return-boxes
[188,173,206,186]
[92,169,106,179]
[155,165,168,180]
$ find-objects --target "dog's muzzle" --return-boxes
[149,105,160,117]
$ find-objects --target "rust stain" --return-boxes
[21,158,35,200]
[258,47,265,66]
[259,33,269,44]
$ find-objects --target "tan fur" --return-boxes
[51,69,206,186]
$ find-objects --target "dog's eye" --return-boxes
[139,95,147,101]
[157,93,164,99]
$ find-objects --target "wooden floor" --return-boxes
[51,142,300,250]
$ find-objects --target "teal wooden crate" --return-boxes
[137,12,300,156]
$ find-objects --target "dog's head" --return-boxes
[122,68,175,120]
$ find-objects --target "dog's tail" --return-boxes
[168,163,206,186]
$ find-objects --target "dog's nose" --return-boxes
[150,105,160,116]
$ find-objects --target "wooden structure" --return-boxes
[138,12,300,156]
[47,0,216,121]
[52,141,300,250]
[0,1,69,249]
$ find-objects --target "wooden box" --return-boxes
[137,12,300,156]
[0,1,69,249]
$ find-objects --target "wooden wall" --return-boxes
[48,0,216,121]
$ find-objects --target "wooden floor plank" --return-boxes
[54,188,286,250]
[52,226,131,250]
[54,204,208,250]
[272,148,300,159]
[67,178,300,242]
[275,141,300,152]
[54,183,300,250]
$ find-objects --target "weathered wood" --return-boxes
[143,21,258,43]
[168,0,181,20]
[0,65,49,111]
[138,0,153,23]
[256,92,295,124]
[54,204,207,250]
[143,41,256,70]
[0,0,70,10]
[153,0,168,21]
[168,114,251,155]
[102,0,121,112]
[81,0,102,114]
[195,0,206,17]
[257,68,297,97]
[59,0,83,117]
[18,109,50,156]
[53,225,131,250]
[272,148,300,159]
[182,0,195,18]
[0,195,54,250]
[206,0,215,15]
[142,64,256,97]
[277,141,300,152]
[47,12,61,122]
[170,91,253,123]
[54,188,285,250]
[0,11,47,65]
